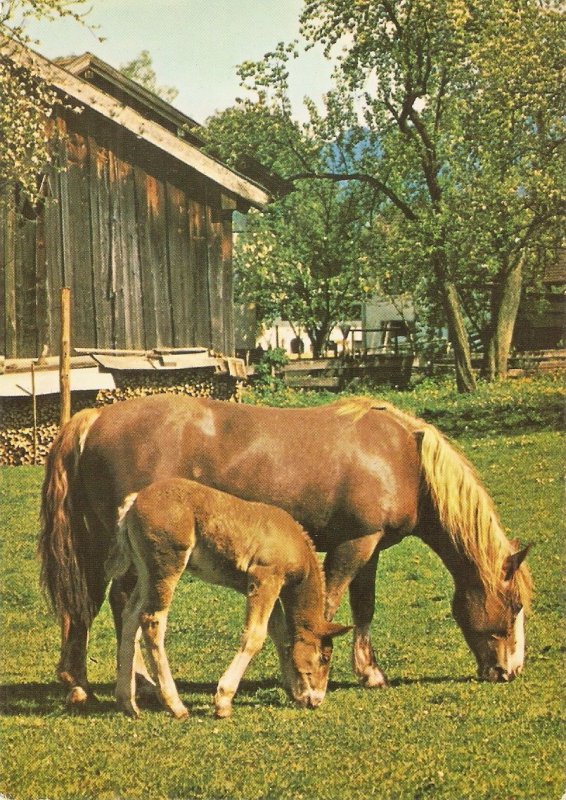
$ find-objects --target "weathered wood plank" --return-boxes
[110,153,144,349]
[3,189,17,358]
[15,206,38,356]
[62,128,96,349]
[43,117,66,355]
[188,194,211,348]
[166,182,194,347]
[87,134,113,349]
[206,193,225,352]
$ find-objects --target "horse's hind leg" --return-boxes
[58,615,92,705]
[214,567,283,719]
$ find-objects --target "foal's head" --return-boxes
[451,545,531,682]
[284,623,350,708]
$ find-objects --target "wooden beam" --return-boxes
[59,287,71,426]
[1,37,271,209]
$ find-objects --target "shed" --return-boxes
[0,40,272,362]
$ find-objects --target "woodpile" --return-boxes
[0,371,243,467]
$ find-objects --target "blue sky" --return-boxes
[26,0,333,124]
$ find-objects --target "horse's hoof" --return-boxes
[214,704,233,719]
[359,669,388,688]
[66,686,89,707]
[116,698,141,719]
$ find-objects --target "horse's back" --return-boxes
[80,394,422,541]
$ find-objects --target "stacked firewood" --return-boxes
[0,373,243,466]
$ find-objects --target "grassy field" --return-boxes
[0,430,564,800]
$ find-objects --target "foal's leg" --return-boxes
[109,573,156,699]
[214,567,284,719]
[137,561,191,720]
[115,585,143,718]
[267,599,293,689]
[323,532,387,688]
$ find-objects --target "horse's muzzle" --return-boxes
[479,665,518,683]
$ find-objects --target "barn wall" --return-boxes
[0,108,235,359]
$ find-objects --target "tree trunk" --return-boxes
[483,254,524,380]
[432,251,477,392]
[308,326,329,359]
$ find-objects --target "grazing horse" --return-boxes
[39,395,532,707]
[105,478,349,719]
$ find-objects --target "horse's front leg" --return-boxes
[348,550,388,688]
[214,568,283,719]
[323,533,387,688]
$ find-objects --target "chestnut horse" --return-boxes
[105,478,349,718]
[39,395,532,707]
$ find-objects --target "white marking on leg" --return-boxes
[508,608,525,675]
[353,624,387,688]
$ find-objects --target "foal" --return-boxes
[105,478,349,719]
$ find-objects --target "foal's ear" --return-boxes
[320,622,352,640]
[503,544,531,581]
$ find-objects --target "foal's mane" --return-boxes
[333,397,532,611]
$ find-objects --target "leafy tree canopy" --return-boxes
[120,50,179,104]
[0,0,89,200]
[207,1,565,388]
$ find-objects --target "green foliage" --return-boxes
[214,2,565,386]
[251,347,288,392]
[0,1,89,201]
[119,50,179,104]
[1,427,564,799]
[243,374,565,438]
[206,82,377,355]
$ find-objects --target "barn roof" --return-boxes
[1,37,272,209]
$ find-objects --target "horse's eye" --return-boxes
[320,653,330,665]
[491,630,508,640]
[511,601,523,616]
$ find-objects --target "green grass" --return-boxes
[1,430,564,800]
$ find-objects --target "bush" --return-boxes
[242,375,565,438]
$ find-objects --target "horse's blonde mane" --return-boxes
[332,397,532,611]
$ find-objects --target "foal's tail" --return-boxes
[38,408,101,626]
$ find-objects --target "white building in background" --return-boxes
[235,295,416,361]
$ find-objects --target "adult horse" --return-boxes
[39,395,532,706]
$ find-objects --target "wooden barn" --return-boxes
[0,41,271,362]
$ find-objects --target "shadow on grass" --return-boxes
[0,673,471,717]
[0,677,294,717]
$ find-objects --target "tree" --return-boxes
[224,2,564,390]
[120,50,178,104]
[205,100,377,357]
[0,1,89,201]
[234,180,376,357]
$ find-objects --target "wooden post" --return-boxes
[31,362,38,465]
[59,287,71,427]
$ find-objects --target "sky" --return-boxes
[26,0,334,124]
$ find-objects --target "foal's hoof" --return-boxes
[65,686,89,708]
[214,703,233,719]
[170,706,190,721]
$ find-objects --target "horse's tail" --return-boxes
[38,407,102,626]
[104,493,138,583]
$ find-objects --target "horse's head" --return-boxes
[451,545,531,682]
[283,622,351,708]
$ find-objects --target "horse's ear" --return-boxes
[503,545,531,581]
[320,622,352,640]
